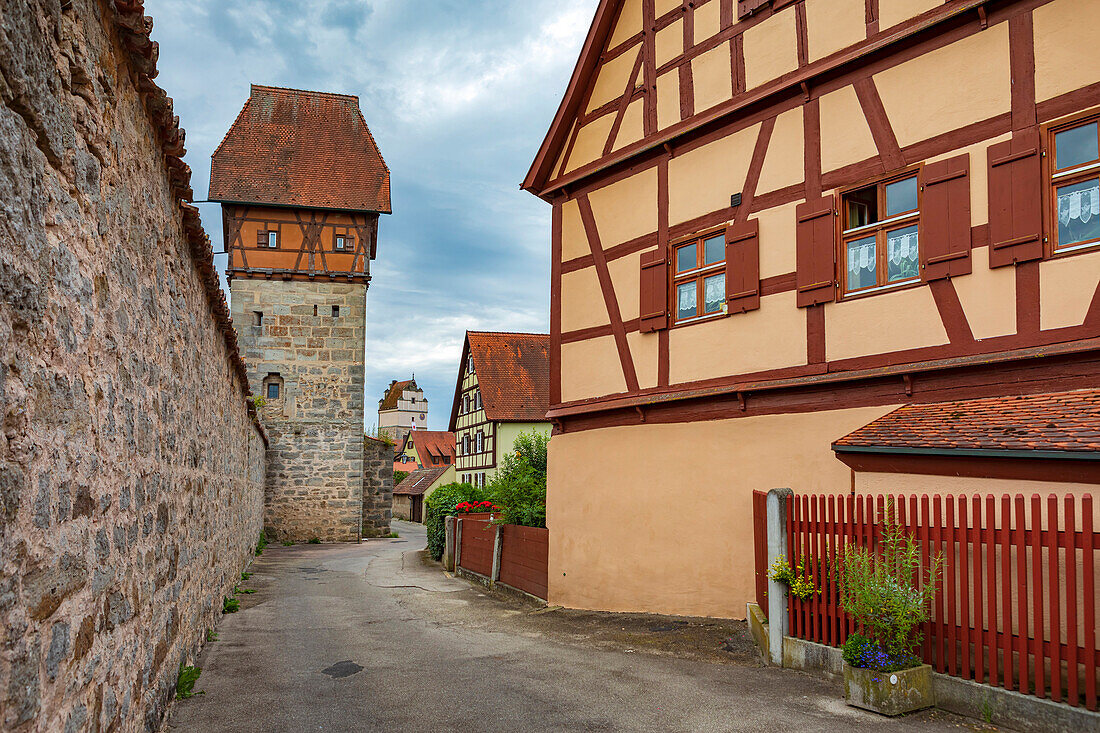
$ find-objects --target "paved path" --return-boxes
[167,521,978,732]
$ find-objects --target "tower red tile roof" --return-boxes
[833,389,1100,455]
[209,85,391,213]
[379,379,416,411]
[450,332,550,428]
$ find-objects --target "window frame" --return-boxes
[669,225,728,327]
[266,229,279,249]
[836,165,924,301]
[1044,108,1100,259]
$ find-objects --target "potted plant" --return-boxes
[839,502,942,716]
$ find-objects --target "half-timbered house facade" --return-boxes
[525,0,1100,617]
[449,332,552,488]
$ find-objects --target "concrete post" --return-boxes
[454,518,463,572]
[767,487,794,665]
[443,515,456,571]
[491,523,503,585]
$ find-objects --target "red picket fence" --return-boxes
[779,492,1097,711]
[457,514,549,601]
[457,513,495,577]
[499,524,549,600]
[752,490,768,611]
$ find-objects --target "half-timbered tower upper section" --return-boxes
[210,85,391,283]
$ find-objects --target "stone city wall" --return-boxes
[231,279,367,542]
[0,1,267,731]
[362,437,393,537]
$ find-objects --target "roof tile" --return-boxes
[465,332,550,423]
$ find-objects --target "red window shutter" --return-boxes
[737,0,770,20]
[795,195,837,307]
[256,230,266,247]
[987,130,1043,268]
[920,153,972,281]
[725,220,760,314]
[639,247,669,332]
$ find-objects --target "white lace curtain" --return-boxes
[1058,183,1100,226]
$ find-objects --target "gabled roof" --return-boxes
[379,379,416,411]
[833,389,1100,457]
[448,332,551,430]
[405,431,456,467]
[210,84,391,213]
[394,466,451,497]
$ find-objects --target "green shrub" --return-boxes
[175,663,203,699]
[839,500,941,669]
[393,470,409,485]
[222,596,239,614]
[767,557,818,600]
[424,482,483,560]
[484,431,548,528]
[842,632,921,672]
[308,537,321,544]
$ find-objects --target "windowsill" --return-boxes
[1050,240,1100,258]
[671,311,727,329]
[839,276,922,302]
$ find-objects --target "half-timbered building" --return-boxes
[449,332,552,488]
[525,0,1100,617]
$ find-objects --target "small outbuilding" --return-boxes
[392,465,453,523]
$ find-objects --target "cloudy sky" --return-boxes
[146,0,597,430]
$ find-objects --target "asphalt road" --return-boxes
[167,521,975,733]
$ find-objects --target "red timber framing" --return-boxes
[222,204,377,284]
[533,0,1100,434]
[775,492,1099,711]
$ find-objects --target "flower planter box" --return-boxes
[843,662,934,716]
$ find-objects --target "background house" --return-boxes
[378,378,428,443]
[523,0,1100,618]
[398,430,456,469]
[449,332,552,488]
[393,466,454,523]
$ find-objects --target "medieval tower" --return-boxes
[210,85,391,542]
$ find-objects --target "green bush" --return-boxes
[424,482,482,560]
[484,431,548,528]
[839,500,941,669]
[842,632,921,672]
[393,470,409,485]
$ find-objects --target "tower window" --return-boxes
[253,311,263,326]
[267,383,280,400]
[263,373,284,401]
[257,230,278,248]
[332,305,340,318]
[335,235,347,251]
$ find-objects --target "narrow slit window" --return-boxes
[332,305,340,318]
[253,311,263,326]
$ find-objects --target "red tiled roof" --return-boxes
[394,466,450,497]
[209,85,391,213]
[407,431,455,467]
[834,389,1100,455]
[450,332,550,428]
[379,379,415,411]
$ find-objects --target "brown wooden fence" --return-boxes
[770,492,1098,711]
[457,515,549,601]
[752,490,768,611]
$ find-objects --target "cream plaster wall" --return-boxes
[756,106,804,195]
[609,0,643,48]
[1040,249,1100,331]
[819,85,878,174]
[546,405,899,617]
[668,122,759,225]
[742,7,799,90]
[613,98,646,151]
[757,200,801,278]
[588,46,641,113]
[805,0,866,63]
[561,199,588,262]
[694,0,722,45]
[656,19,683,68]
[608,250,642,322]
[552,121,575,179]
[1034,0,1100,103]
[627,331,660,389]
[692,42,734,113]
[565,114,616,173]
[589,168,658,248]
[657,68,681,130]
[953,245,1017,340]
[826,286,950,361]
[561,267,610,332]
[657,0,681,17]
[669,291,808,383]
[874,24,1010,148]
[877,0,943,31]
[560,336,628,402]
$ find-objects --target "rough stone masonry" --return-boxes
[0,1,266,731]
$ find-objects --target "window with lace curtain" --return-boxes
[672,229,726,324]
[1050,117,1100,254]
[840,172,920,296]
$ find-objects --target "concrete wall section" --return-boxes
[0,1,266,730]
[231,279,367,542]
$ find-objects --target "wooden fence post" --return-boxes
[767,487,793,665]
[454,517,463,572]
[491,522,503,586]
